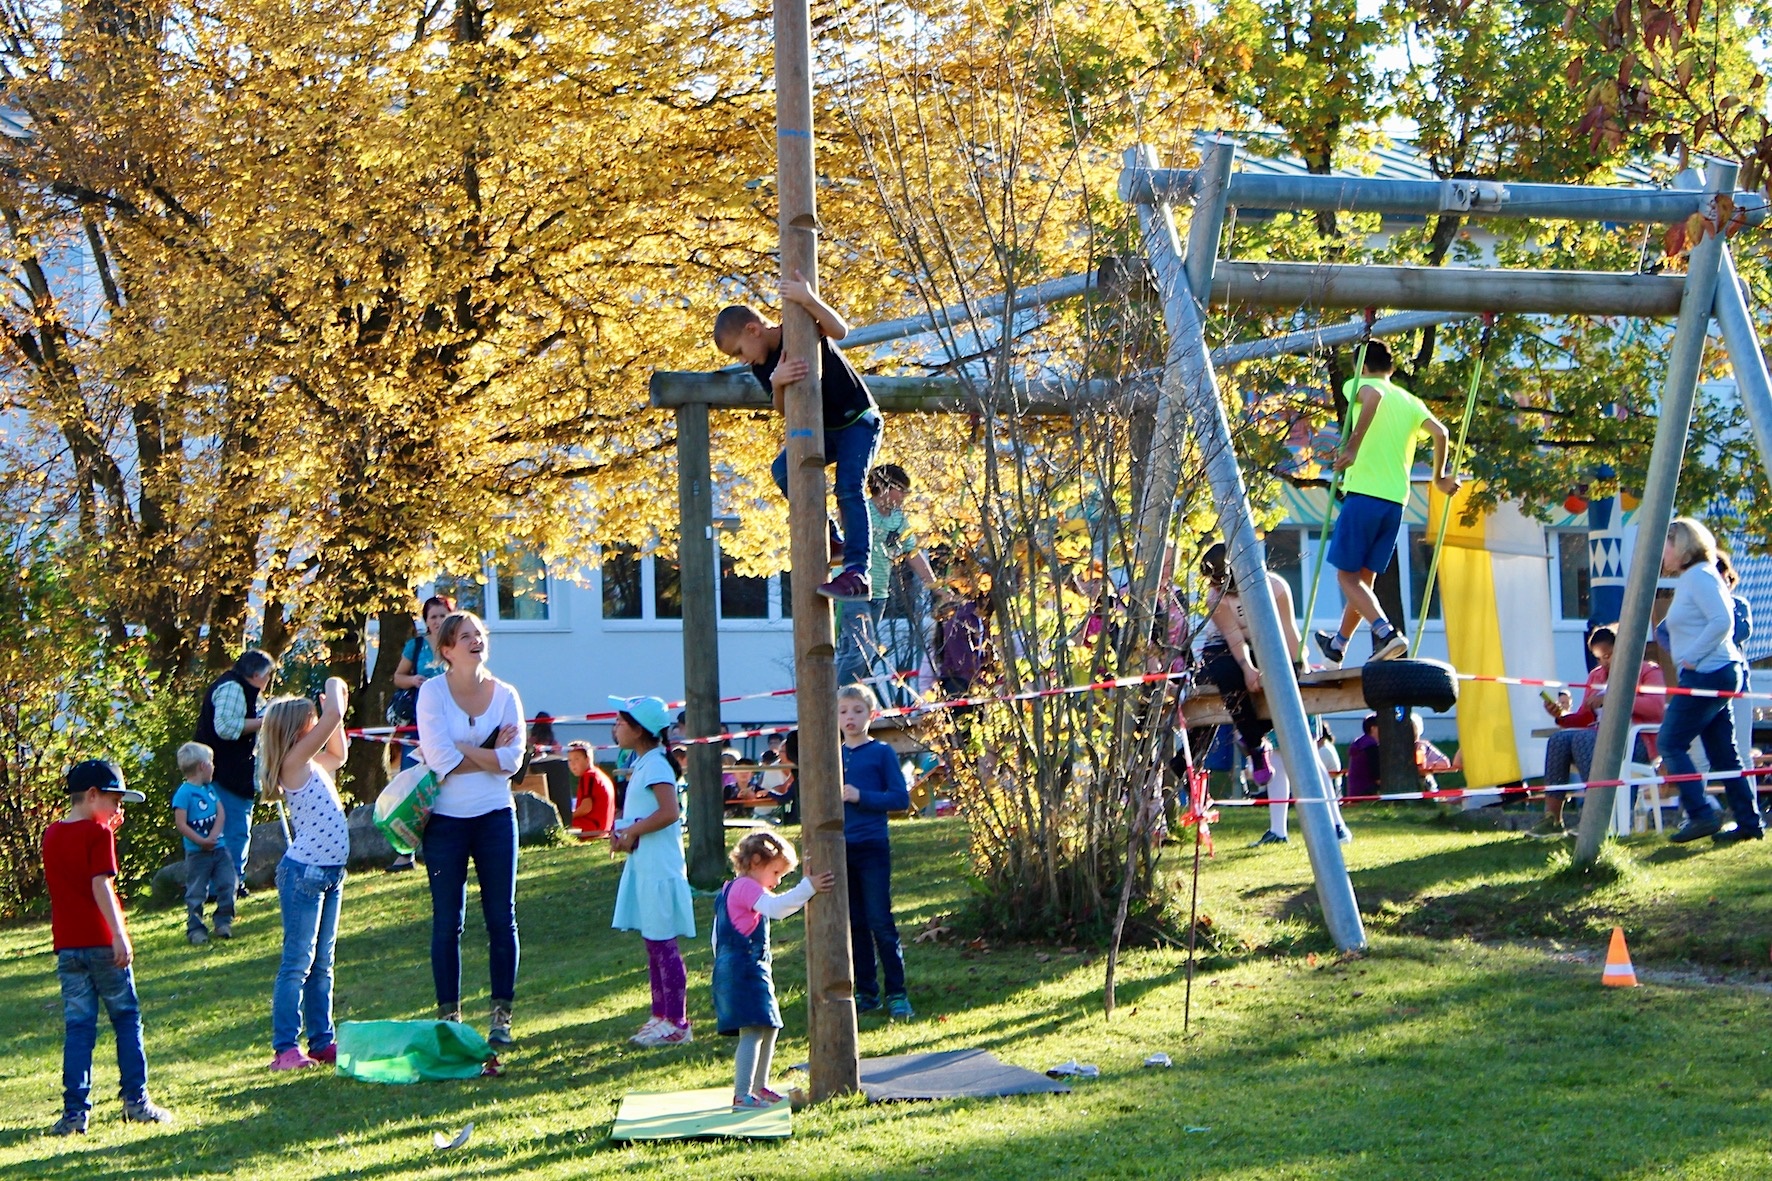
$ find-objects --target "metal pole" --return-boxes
[1574,158,1737,865]
[1209,261,1684,316]
[840,272,1097,349]
[1127,138,1232,612]
[674,402,727,891]
[1713,246,1772,481]
[1215,310,1475,368]
[1128,143,1367,952]
[774,0,859,1099]
[1119,165,1769,227]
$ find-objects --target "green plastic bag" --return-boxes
[335,1020,493,1084]
[373,761,439,855]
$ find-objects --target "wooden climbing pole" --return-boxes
[774,0,861,1101]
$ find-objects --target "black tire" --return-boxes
[1362,658,1459,713]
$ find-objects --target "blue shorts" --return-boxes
[1328,491,1404,575]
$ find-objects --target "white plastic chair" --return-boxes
[1624,723,1666,834]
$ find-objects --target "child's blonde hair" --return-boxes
[255,697,317,799]
[730,830,798,875]
[837,683,879,710]
[177,741,213,777]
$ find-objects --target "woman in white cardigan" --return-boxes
[415,611,527,1044]
[1657,518,1762,844]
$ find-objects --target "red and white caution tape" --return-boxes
[1214,763,1772,808]
[1455,671,1772,703]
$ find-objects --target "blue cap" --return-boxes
[609,695,672,738]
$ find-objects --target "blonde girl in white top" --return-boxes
[258,677,351,1071]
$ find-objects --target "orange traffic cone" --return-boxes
[1602,926,1638,988]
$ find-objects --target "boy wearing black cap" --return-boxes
[42,759,172,1135]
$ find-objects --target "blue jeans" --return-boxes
[273,856,345,1054]
[57,948,147,1115]
[425,809,520,1006]
[184,846,237,934]
[771,410,882,576]
[847,840,905,1003]
[218,788,255,885]
[836,599,886,688]
[1659,664,1762,832]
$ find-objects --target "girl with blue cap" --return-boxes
[608,695,697,1045]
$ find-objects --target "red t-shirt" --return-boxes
[42,818,119,951]
[571,767,615,835]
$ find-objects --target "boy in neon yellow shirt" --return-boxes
[1314,342,1460,666]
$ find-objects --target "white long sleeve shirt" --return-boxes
[1664,563,1743,674]
[416,676,526,817]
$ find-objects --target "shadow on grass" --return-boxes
[16,946,1770,1181]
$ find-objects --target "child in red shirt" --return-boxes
[566,742,615,838]
[42,760,172,1135]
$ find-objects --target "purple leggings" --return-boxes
[644,938,686,1024]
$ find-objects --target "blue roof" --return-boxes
[1729,544,1772,663]
[1205,130,1662,188]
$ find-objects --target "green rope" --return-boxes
[1408,317,1494,658]
[1298,332,1372,663]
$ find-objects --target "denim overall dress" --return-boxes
[712,881,781,1036]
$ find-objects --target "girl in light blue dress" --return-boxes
[608,695,696,1046]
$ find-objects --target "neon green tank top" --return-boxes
[1339,375,1430,505]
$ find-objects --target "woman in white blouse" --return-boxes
[415,611,527,1046]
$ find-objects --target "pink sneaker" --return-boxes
[269,1048,316,1071]
[308,1043,337,1065]
[754,1087,786,1105]
[817,570,871,602]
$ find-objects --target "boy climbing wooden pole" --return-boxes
[768,0,861,1102]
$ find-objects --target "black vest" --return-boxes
[194,670,261,801]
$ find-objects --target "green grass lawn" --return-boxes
[4,808,1771,1179]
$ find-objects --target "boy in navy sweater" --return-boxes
[836,684,912,1017]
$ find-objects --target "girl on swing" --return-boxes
[1191,542,1306,790]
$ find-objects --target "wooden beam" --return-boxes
[674,402,727,890]
[649,369,1124,414]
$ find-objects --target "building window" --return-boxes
[654,551,683,620]
[433,573,485,618]
[1406,527,1442,621]
[1557,531,1591,621]
[720,553,770,619]
[494,549,550,622]
[600,541,791,625]
[601,545,643,620]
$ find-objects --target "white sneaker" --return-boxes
[629,1017,667,1044]
[635,1020,693,1047]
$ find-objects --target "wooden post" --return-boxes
[675,401,727,890]
[775,0,860,1100]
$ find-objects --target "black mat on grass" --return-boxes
[856,1049,1071,1102]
